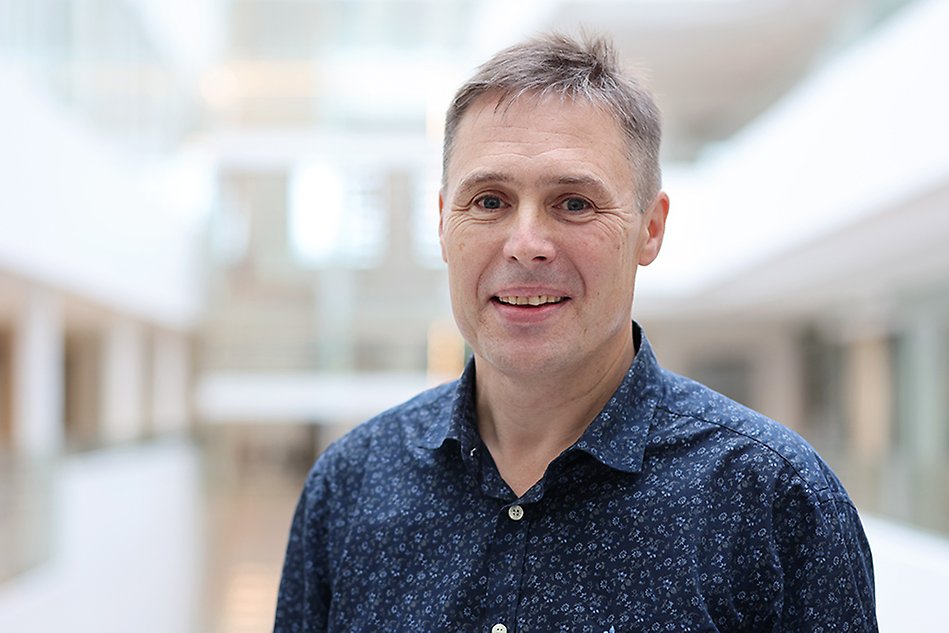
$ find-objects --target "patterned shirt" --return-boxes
[274,324,877,632]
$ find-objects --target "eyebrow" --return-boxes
[455,171,612,197]
[539,174,614,200]
[455,170,514,193]
[541,174,606,188]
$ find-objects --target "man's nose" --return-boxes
[502,204,556,265]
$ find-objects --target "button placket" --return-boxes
[483,501,530,633]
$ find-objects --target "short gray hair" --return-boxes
[442,33,662,208]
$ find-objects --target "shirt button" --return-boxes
[491,624,508,633]
[507,505,524,521]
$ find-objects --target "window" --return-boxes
[289,162,386,268]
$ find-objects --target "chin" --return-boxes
[478,343,569,377]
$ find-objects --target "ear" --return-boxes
[638,191,669,266]
[438,191,448,263]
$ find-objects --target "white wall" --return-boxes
[863,515,949,631]
[643,0,949,298]
[0,439,202,633]
[0,65,206,328]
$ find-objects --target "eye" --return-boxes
[558,197,592,213]
[474,194,505,210]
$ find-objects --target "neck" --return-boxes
[474,333,635,496]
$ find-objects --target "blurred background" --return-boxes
[1,0,948,631]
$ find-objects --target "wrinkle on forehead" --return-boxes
[445,91,631,173]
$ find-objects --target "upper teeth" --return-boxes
[498,295,564,306]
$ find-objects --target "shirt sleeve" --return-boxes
[273,465,333,633]
[772,469,878,632]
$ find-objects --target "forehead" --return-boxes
[445,92,633,189]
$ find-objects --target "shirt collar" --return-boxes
[418,357,479,452]
[571,323,662,473]
[419,322,663,474]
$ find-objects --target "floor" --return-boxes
[202,463,301,633]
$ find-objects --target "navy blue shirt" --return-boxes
[275,325,876,632]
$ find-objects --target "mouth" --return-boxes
[494,295,567,307]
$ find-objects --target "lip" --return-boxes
[490,288,570,325]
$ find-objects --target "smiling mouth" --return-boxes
[495,295,566,307]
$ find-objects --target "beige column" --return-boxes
[100,317,146,444]
[753,326,805,431]
[13,287,64,456]
[845,335,892,462]
[150,330,191,435]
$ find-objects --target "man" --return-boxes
[275,34,876,632]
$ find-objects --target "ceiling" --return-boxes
[183,0,919,161]
[59,0,920,161]
[543,0,862,159]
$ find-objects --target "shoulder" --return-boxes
[652,368,848,503]
[301,380,457,493]
[648,371,875,628]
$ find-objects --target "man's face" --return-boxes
[439,93,668,380]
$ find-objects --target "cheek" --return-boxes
[581,248,637,298]
[446,222,502,269]
[441,219,478,257]
[445,238,482,290]
[440,231,468,268]
[589,216,639,251]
